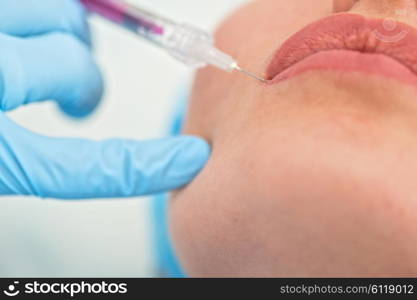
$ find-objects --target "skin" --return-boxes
[169,0,417,277]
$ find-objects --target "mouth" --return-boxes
[266,13,417,85]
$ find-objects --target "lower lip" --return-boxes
[267,50,417,86]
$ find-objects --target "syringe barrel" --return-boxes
[82,0,237,70]
[81,0,175,46]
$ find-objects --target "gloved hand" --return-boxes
[0,0,210,199]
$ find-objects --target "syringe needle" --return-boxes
[235,65,267,83]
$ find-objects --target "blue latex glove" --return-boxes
[0,0,210,199]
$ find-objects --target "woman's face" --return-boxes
[170,0,417,277]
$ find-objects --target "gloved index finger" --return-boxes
[0,114,211,199]
[0,0,90,45]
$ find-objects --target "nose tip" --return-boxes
[334,0,358,13]
[334,0,417,26]
[334,0,417,12]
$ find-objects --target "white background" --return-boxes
[0,0,246,277]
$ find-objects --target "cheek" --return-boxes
[169,122,417,277]
[169,147,261,276]
[169,126,291,277]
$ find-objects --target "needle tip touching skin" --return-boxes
[235,65,267,83]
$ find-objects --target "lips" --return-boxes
[266,13,417,84]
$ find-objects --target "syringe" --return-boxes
[80,0,266,83]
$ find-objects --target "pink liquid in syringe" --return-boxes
[81,0,164,35]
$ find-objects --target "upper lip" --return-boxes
[266,13,417,80]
